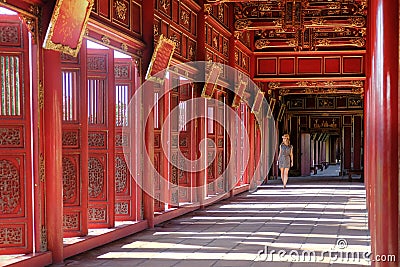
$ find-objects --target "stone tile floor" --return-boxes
[55,175,370,267]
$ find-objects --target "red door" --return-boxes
[87,48,115,228]
[114,57,140,221]
[61,45,89,237]
[0,15,33,254]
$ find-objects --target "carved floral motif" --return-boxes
[87,56,106,71]
[63,213,79,230]
[88,157,104,198]
[0,26,19,44]
[114,0,127,20]
[88,133,106,147]
[114,65,129,79]
[0,160,20,214]
[62,157,77,202]
[62,131,79,147]
[88,207,106,221]
[115,202,129,215]
[0,128,21,146]
[0,226,23,245]
[115,156,128,193]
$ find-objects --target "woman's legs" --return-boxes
[283,168,289,188]
[280,168,285,187]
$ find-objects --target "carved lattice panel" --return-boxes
[88,156,106,200]
[63,213,80,231]
[0,224,24,247]
[114,57,138,221]
[62,49,89,237]
[0,21,22,47]
[0,158,23,216]
[87,48,115,228]
[0,127,23,148]
[0,19,33,254]
[115,155,129,194]
[62,156,79,205]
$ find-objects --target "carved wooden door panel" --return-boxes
[206,98,216,196]
[0,16,33,253]
[177,82,193,204]
[215,93,226,194]
[167,81,178,207]
[236,103,249,186]
[87,48,115,228]
[61,45,89,237]
[114,57,139,221]
[154,85,165,212]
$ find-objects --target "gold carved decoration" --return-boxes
[212,36,218,48]
[181,10,190,26]
[39,153,45,182]
[268,82,280,89]
[234,31,242,39]
[287,39,298,47]
[21,15,36,40]
[352,87,364,94]
[169,34,180,49]
[318,39,330,46]
[102,35,111,45]
[38,80,44,109]
[279,89,290,96]
[324,81,335,87]
[350,38,365,47]
[189,45,195,60]
[259,4,272,12]
[121,43,128,52]
[218,4,224,21]
[297,81,308,87]
[114,0,127,20]
[204,4,212,15]
[328,3,341,9]
[159,0,170,11]
[153,24,159,36]
[255,39,270,49]
[234,19,251,31]
[351,80,363,87]
[311,17,326,25]
[349,17,366,27]
[40,225,47,252]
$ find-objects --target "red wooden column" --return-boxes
[142,0,155,228]
[196,0,206,207]
[228,7,237,197]
[367,0,399,265]
[43,49,63,263]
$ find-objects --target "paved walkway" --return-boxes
[58,175,370,267]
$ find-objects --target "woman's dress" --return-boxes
[278,144,292,168]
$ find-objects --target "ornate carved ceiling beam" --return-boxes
[259,79,365,95]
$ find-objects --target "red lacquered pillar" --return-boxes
[228,5,236,197]
[367,0,398,265]
[142,0,155,228]
[196,0,206,207]
[43,49,63,263]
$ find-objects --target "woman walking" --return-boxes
[278,134,293,189]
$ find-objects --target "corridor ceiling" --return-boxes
[232,0,367,52]
[206,0,367,97]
